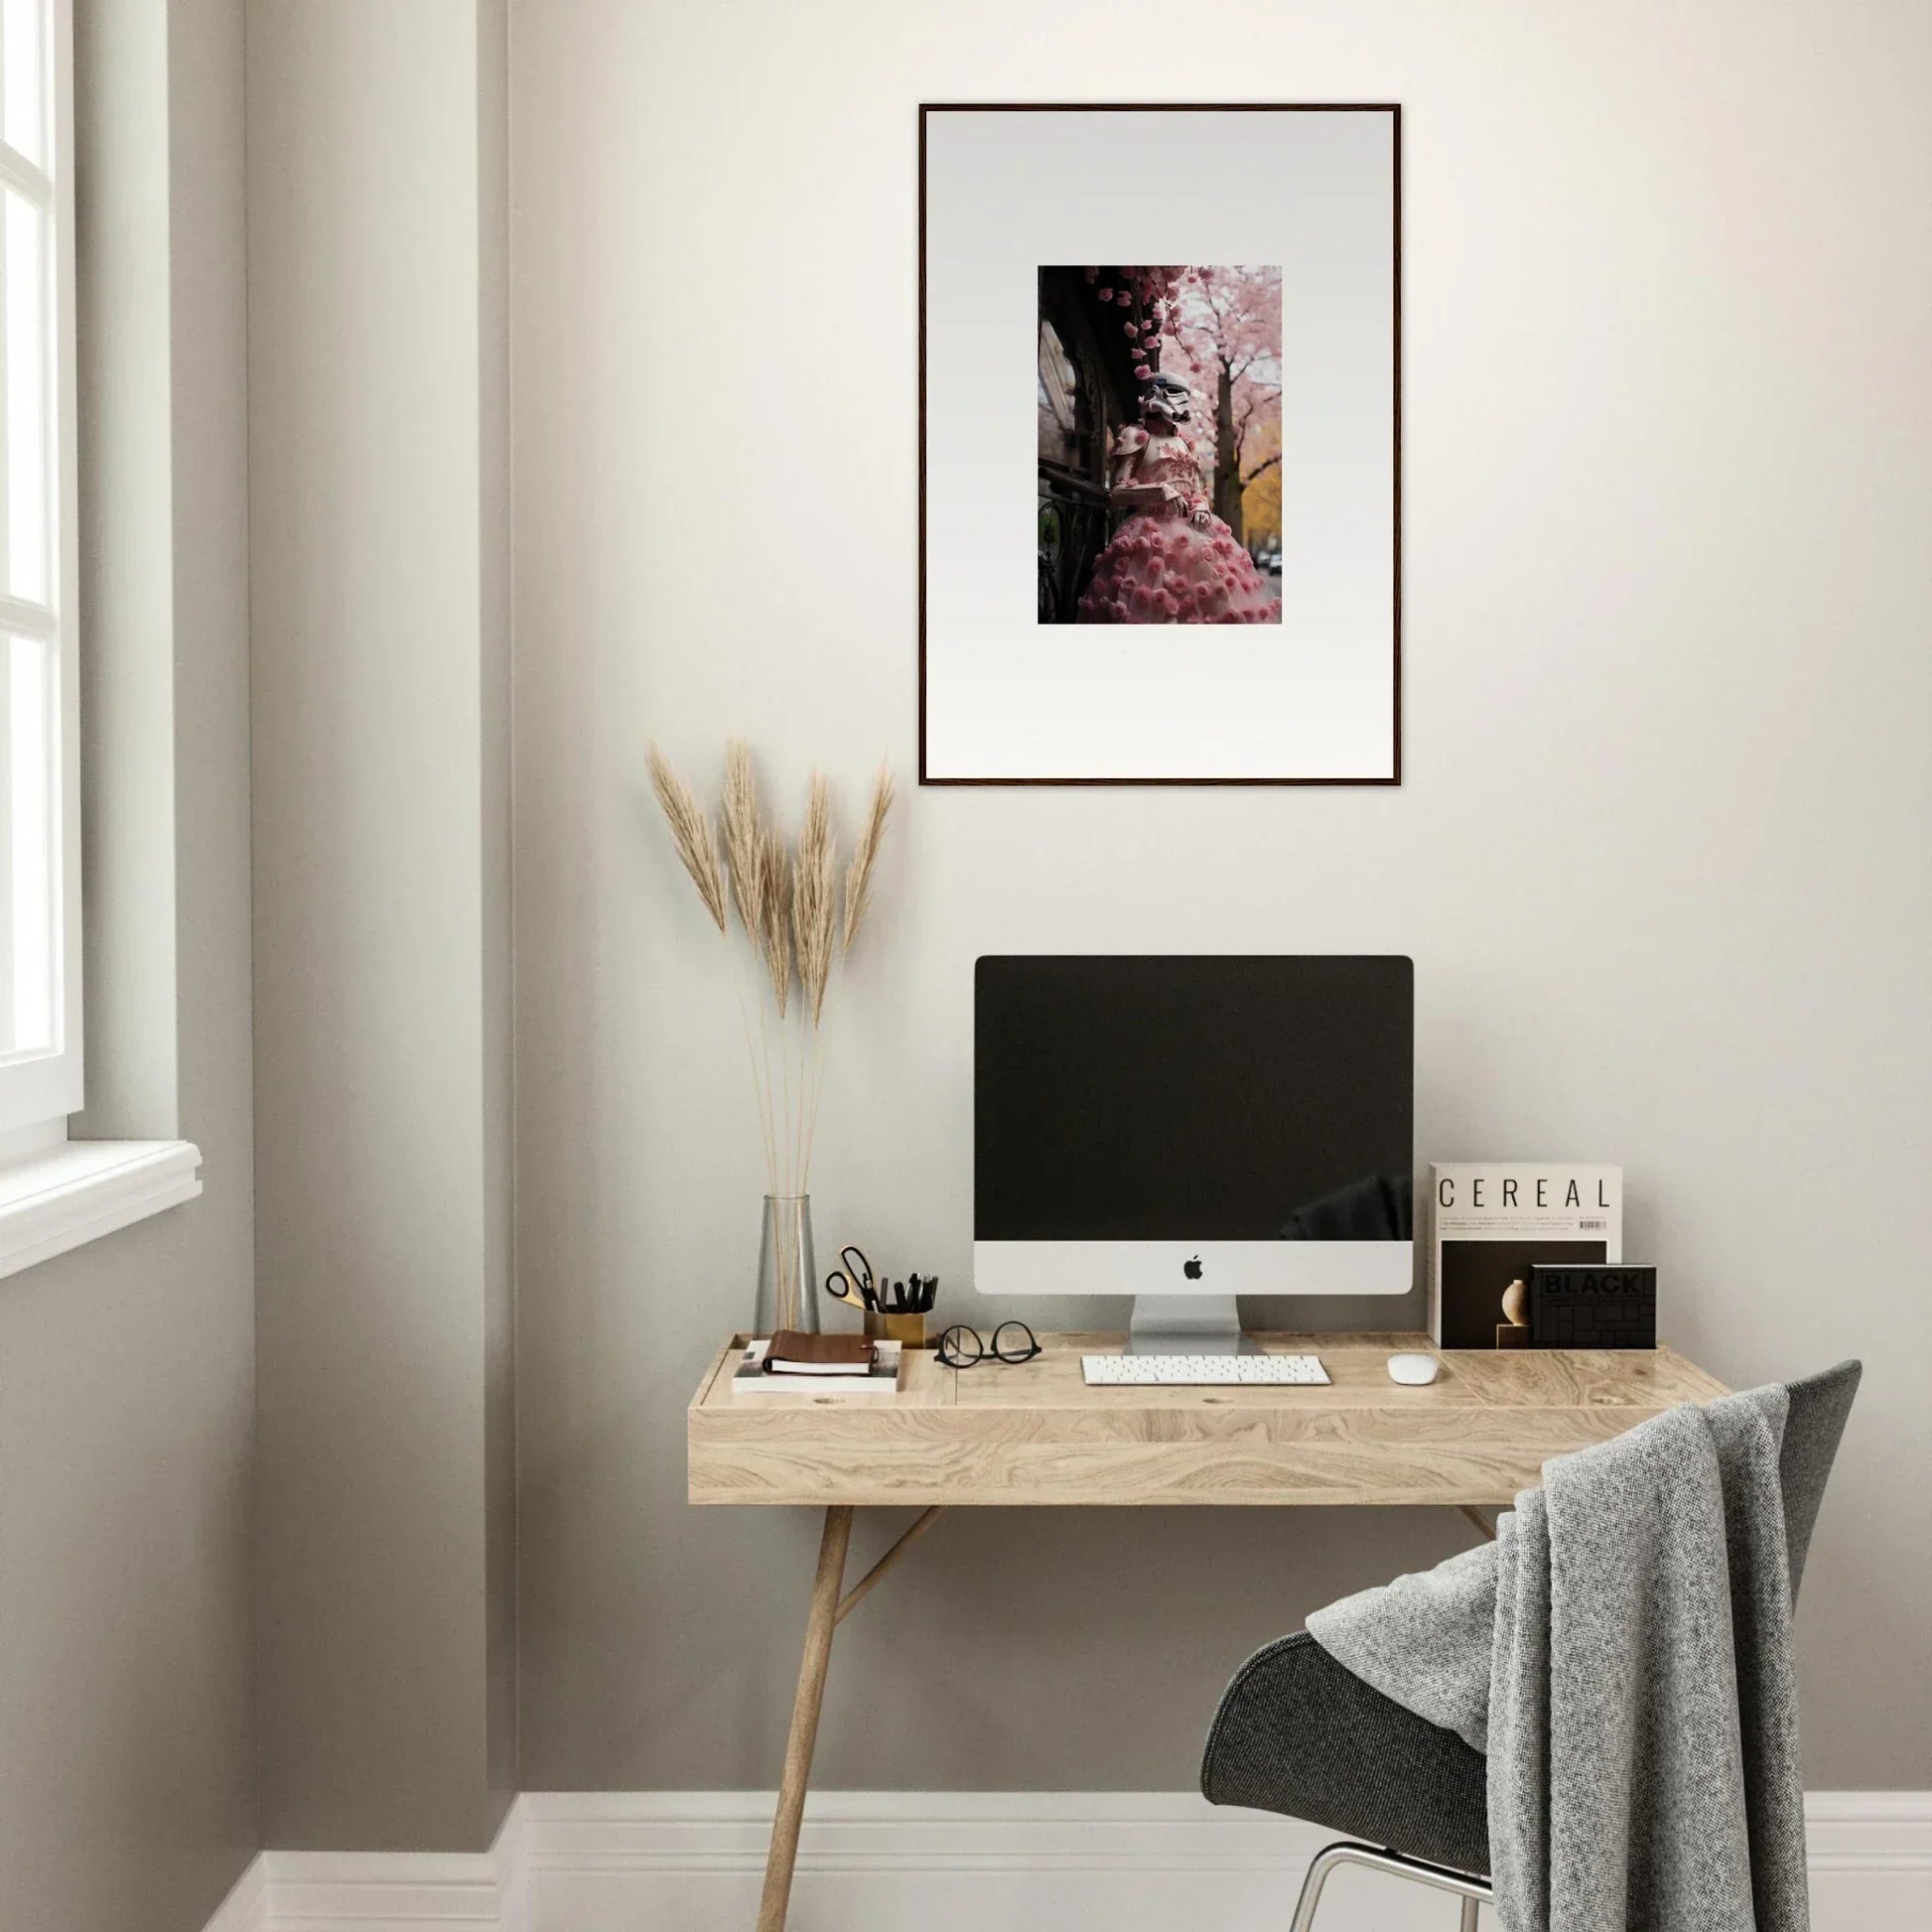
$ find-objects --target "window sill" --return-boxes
[0,1139,203,1282]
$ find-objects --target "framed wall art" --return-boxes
[919,104,1400,785]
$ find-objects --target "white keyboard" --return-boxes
[1081,1352,1329,1387]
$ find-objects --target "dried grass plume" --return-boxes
[757,827,793,1018]
[842,762,895,952]
[646,746,727,933]
[644,742,897,1197]
[791,773,837,1024]
[722,739,763,939]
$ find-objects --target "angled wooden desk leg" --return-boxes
[1458,1505,1498,1542]
[758,1504,853,1932]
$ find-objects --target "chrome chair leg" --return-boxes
[1286,1844,1350,1932]
[1288,1841,1492,1932]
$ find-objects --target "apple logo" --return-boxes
[1182,1255,1203,1280]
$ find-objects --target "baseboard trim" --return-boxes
[202,1805,522,1931]
[202,1790,1932,1930]
[202,1855,265,1932]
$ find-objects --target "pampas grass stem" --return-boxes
[647,747,727,934]
[842,762,895,953]
[648,744,779,1188]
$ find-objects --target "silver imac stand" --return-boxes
[1127,1294,1256,1355]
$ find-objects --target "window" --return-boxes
[1036,319,1082,471]
[0,0,75,1142]
[0,0,199,1275]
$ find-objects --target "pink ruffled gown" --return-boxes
[1076,426,1281,626]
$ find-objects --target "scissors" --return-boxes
[824,1245,879,1312]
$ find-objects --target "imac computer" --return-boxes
[974,955,1414,1353]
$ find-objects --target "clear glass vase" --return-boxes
[754,1193,818,1337]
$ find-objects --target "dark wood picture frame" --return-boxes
[917,102,1402,787]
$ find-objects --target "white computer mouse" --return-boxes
[1386,1352,1441,1386]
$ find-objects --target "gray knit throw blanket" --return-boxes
[1308,1388,1808,1932]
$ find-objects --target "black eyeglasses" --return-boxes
[936,1321,1040,1368]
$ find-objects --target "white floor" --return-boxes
[206,1790,1932,1932]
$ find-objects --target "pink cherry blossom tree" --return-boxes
[1162,266,1283,542]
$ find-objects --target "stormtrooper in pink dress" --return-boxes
[1076,372,1281,625]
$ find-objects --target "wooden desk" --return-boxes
[688,1331,1726,1930]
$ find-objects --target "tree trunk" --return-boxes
[1213,360,1243,541]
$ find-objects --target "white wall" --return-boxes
[510,0,1932,1793]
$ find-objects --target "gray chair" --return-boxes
[1200,1361,1862,1930]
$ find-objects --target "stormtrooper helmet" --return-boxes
[1141,370,1192,426]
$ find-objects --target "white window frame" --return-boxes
[0,0,79,1141]
[0,0,201,1278]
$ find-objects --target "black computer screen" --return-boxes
[974,956,1414,1241]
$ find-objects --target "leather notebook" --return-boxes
[765,1330,874,1374]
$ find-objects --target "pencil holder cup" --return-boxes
[866,1310,927,1348]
